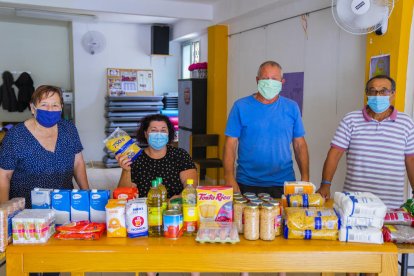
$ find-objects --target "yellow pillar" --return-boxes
[206,25,228,184]
[365,0,414,111]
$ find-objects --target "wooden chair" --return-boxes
[191,134,223,185]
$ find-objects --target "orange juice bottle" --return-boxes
[182,179,198,235]
[147,180,163,237]
[156,177,168,213]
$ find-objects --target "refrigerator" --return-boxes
[178,79,207,160]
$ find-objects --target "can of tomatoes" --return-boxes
[163,210,183,239]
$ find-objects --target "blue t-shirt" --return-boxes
[225,95,305,187]
[0,120,83,208]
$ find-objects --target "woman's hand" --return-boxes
[115,154,132,171]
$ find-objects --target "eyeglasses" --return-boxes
[366,88,393,96]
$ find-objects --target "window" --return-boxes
[181,41,200,79]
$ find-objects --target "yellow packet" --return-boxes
[103,127,142,161]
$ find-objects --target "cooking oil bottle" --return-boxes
[156,176,168,213]
[182,178,198,235]
[147,180,163,236]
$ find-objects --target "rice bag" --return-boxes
[384,209,414,226]
[341,195,386,219]
[195,222,239,244]
[383,224,414,243]
[339,226,383,244]
[104,127,142,161]
[285,207,339,230]
[335,207,384,228]
[334,191,377,209]
[283,226,338,240]
[286,193,325,207]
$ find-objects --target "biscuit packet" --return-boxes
[103,128,142,161]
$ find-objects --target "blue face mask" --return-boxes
[367,96,390,113]
[148,132,169,150]
[34,108,62,128]
[257,79,282,100]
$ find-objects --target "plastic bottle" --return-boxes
[156,177,168,213]
[182,179,198,235]
[147,180,163,237]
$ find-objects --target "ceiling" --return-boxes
[0,0,217,24]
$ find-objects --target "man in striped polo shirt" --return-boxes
[317,75,414,208]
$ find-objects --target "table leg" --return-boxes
[6,253,25,276]
[70,273,85,276]
[401,254,409,276]
[378,253,398,276]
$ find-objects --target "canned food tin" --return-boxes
[163,210,183,239]
[257,193,270,198]
[243,192,256,197]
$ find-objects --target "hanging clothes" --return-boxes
[15,72,34,112]
[0,71,18,112]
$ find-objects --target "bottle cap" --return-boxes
[151,180,158,187]
[187,179,194,185]
[156,177,163,184]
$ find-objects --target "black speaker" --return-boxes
[151,25,170,55]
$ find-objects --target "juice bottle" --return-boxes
[147,180,163,237]
[182,179,198,235]
[156,177,168,213]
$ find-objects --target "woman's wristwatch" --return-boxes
[321,180,331,185]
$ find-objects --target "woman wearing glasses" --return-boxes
[0,85,89,209]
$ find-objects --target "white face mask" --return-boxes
[257,79,282,100]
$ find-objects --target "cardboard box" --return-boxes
[196,186,233,223]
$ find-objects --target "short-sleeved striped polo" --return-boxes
[331,106,414,208]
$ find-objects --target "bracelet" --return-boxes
[321,180,332,185]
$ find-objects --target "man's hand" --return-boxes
[226,177,240,193]
[316,184,331,199]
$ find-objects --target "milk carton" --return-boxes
[51,189,71,225]
[196,186,233,224]
[90,190,110,223]
[31,188,53,209]
[126,199,148,238]
[70,190,90,222]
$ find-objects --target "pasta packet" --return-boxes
[283,226,338,240]
[103,128,142,161]
[285,207,340,230]
[285,193,325,207]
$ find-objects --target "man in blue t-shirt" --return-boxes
[224,60,309,198]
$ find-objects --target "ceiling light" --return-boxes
[15,9,96,22]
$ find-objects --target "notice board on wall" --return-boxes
[107,68,154,96]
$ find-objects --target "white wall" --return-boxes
[72,22,180,162]
[0,17,71,123]
[227,7,366,194]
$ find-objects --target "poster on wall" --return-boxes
[369,54,390,78]
[107,68,154,96]
[280,72,304,115]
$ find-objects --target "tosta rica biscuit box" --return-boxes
[196,186,233,224]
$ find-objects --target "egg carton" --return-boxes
[195,222,239,244]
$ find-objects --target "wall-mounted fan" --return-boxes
[81,31,106,55]
[332,0,394,35]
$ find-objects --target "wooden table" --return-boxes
[6,235,398,276]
